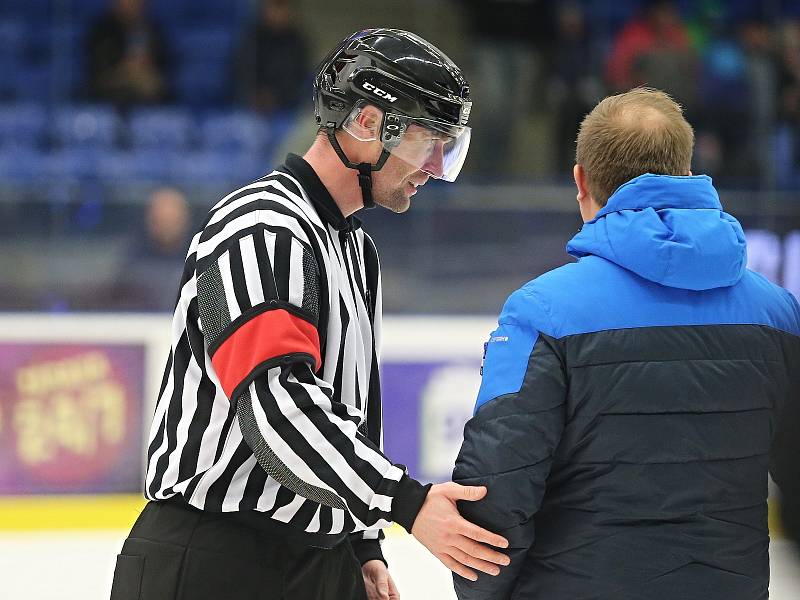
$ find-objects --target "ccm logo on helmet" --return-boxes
[362,81,397,103]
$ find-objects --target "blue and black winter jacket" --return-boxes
[453,174,800,600]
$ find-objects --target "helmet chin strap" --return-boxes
[326,126,391,210]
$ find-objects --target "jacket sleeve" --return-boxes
[769,295,800,538]
[196,225,428,533]
[452,290,567,599]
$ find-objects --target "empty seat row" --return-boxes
[0,16,257,106]
[0,146,276,184]
[0,59,244,106]
[0,0,248,27]
[0,104,297,154]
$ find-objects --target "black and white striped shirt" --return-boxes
[144,154,428,561]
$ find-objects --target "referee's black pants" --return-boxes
[110,500,368,600]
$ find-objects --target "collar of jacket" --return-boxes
[567,173,746,291]
[590,173,721,222]
[280,153,362,233]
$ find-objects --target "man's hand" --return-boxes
[411,482,510,581]
[362,560,400,600]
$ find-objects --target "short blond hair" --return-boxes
[575,88,694,205]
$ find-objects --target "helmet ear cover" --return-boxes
[381,112,405,150]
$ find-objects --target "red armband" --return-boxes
[211,308,321,399]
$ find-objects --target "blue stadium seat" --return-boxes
[200,110,270,154]
[0,103,47,149]
[256,111,301,164]
[0,0,51,22]
[171,148,264,183]
[53,105,120,150]
[0,19,27,58]
[15,24,83,103]
[63,0,109,21]
[264,111,298,147]
[129,108,194,151]
[186,0,247,25]
[173,27,235,62]
[26,23,53,63]
[48,23,85,99]
[96,148,176,181]
[44,147,103,180]
[12,64,52,102]
[171,149,232,182]
[0,20,27,99]
[150,0,245,27]
[0,145,47,181]
[175,60,231,107]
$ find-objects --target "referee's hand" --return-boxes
[410,482,510,581]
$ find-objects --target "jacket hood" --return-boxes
[566,174,747,291]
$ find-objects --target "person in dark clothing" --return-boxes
[606,1,696,111]
[459,0,553,175]
[452,88,800,599]
[235,0,309,112]
[545,2,603,173]
[115,187,192,311]
[85,0,170,106]
[775,19,800,187]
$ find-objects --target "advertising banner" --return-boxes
[0,315,491,499]
[0,343,146,494]
[382,360,481,483]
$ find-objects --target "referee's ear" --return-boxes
[351,104,383,139]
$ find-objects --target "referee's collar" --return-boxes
[280,154,362,232]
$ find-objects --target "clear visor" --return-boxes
[342,106,471,182]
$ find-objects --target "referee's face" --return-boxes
[371,153,430,213]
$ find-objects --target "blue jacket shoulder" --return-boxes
[738,269,800,336]
[503,259,800,340]
[504,258,616,339]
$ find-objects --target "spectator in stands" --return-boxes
[460,0,554,175]
[691,8,750,179]
[738,18,779,185]
[235,0,309,113]
[545,2,603,173]
[116,187,191,311]
[776,19,800,186]
[606,0,696,110]
[778,19,800,125]
[85,0,170,106]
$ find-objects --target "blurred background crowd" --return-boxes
[2,2,800,591]
[1,0,799,312]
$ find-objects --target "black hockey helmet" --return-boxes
[313,29,472,208]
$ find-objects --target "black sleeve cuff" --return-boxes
[391,472,432,533]
[350,536,386,566]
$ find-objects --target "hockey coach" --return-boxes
[453,88,800,600]
[110,29,509,600]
